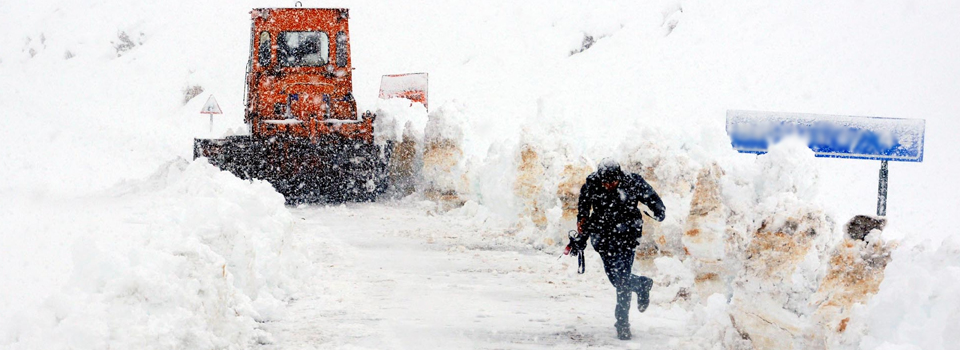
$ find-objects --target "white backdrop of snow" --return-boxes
[2,0,960,349]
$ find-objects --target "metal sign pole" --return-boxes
[209,114,213,134]
[877,160,889,216]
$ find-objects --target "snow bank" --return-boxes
[855,238,960,350]
[373,99,473,206]
[417,125,908,347]
[374,98,429,146]
[374,99,428,198]
[0,160,311,350]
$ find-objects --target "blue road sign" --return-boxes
[726,110,925,162]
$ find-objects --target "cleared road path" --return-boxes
[259,203,687,349]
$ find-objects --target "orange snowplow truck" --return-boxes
[194,8,427,203]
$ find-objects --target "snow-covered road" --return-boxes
[260,203,689,349]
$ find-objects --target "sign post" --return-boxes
[200,95,223,134]
[877,160,888,216]
[726,110,925,217]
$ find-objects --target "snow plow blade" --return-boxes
[194,135,392,204]
[379,73,429,110]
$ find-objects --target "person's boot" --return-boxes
[637,276,653,313]
[615,322,632,340]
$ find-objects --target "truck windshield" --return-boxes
[278,31,329,67]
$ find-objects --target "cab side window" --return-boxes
[258,32,271,67]
[336,31,348,67]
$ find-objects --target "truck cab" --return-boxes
[246,8,372,143]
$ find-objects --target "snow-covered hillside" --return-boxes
[1,0,959,349]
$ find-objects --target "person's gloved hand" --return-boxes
[564,230,589,274]
[564,231,588,256]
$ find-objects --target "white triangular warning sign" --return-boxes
[200,95,223,114]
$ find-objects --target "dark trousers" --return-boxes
[593,236,648,327]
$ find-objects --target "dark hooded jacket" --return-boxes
[577,172,666,247]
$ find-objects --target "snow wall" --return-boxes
[1,160,313,349]
[375,102,952,349]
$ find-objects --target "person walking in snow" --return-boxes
[568,159,666,340]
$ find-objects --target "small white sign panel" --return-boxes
[200,95,223,114]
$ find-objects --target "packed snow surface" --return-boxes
[2,0,959,349]
[1,160,312,349]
